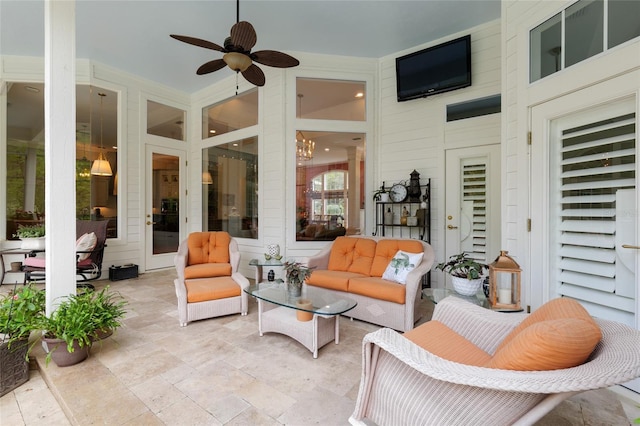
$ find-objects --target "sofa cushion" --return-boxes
[348,277,406,304]
[185,276,240,303]
[370,239,424,277]
[496,297,599,352]
[187,231,231,265]
[381,250,424,284]
[486,318,602,371]
[404,320,492,366]
[327,237,377,274]
[184,263,232,280]
[306,270,365,292]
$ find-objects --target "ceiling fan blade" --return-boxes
[230,21,257,52]
[242,64,265,87]
[197,59,227,75]
[170,34,225,52]
[252,50,300,68]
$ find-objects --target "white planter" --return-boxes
[379,193,390,203]
[20,237,45,251]
[451,276,483,296]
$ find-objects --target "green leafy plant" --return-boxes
[283,260,314,285]
[13,223,46,238]
[37,287,127,365]
[0,283,45,348]
[436,252,488,280]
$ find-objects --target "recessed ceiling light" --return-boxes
[25,86,40,93]
[324,148,330,152]
[209,129,216,134]
[355,92,364,98]
[232,143,239,146]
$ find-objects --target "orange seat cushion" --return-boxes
[370,239,424,277]
[185,276,240,303]
[404,321,492,367]
[348,277,406,304]
[306,270,365,292]
[184,263,232,280]
[496,297,600,352]
[187,232,231,265]
[486,318,602,371]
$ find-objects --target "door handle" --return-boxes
[447,224,458,230]
[622,244,640,249]
[146,221,157,225]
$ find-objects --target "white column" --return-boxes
[346,146,361,233]
[44,0,77,314]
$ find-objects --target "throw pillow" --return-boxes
[76,232,97,261]
[381,250,423,284]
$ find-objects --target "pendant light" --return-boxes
[91,92,113,176]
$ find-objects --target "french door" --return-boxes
[145,145,185,270]
[530,74,639,392]
[444,145,501,286]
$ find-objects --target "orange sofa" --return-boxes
[306,236,434,331]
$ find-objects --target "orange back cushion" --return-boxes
[404,321,492,366]
[370,239,424,277]
[187,232,231,265]
[496,297,598,352]
[486,318,602,371]
[327,237,376,274]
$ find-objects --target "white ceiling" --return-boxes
[0,0,501,94]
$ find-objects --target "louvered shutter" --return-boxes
[461,160,487,264]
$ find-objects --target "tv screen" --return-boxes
[396,35,471,102]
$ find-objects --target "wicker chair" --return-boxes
[349,297,640,426]
[173,231,249,326]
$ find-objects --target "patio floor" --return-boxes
[1,269,639,425]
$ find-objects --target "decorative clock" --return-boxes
[389,183,408,203]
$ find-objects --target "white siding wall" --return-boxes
[377,20,501,288]
[502,0,640,310]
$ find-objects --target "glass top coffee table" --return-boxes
[245,282,357,358]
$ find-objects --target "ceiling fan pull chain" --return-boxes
[236,72,239,96]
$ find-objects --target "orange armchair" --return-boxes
[173,231,249,326]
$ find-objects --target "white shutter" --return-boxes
[461,161,487,264]
[552,110,636,314]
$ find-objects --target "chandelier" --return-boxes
[296,93,315,161]
[296,132,315,161]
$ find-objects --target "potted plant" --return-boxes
[88,286,127,341]
[38,287,127,366]
[13,224,46,250]
[283,260,314,298]
[0,283,45,396]
[372,182,390,202]
[435,252,488,296]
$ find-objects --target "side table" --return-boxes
[423,288,523,312]
[0,248,34,285]
[249,258,283,284]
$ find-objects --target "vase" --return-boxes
[0,338,29,397]
[41,336,90,367]
[287,280,302,298]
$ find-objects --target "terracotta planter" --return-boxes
[91,328,113,342]
[296,299,313,322]
[41,336,90,367]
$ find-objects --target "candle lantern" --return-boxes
[489,250,521,310]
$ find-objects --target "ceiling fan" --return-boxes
[170,0,299,87]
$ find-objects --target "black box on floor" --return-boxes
[109,264,138,281]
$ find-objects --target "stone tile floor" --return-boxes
[1,270,639,425]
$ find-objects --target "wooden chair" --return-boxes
[23,220,109,289]
[173,231,249,326]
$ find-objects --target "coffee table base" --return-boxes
[258,300,339,358]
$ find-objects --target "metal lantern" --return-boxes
[489,250,521,310]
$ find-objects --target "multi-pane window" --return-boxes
[5,83,119,240]
[530,0,640,83]
[202,88,258,139]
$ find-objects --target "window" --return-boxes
[296,79,365,121]
[5,83,119,239]
[530,0,640,82]
[202,137,258,239]
[147,101,186,141]
[202,88,258,139]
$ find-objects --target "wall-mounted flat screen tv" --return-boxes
[396,35,471,102]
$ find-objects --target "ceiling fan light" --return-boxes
[223,52,252,72]
[91,152,113,176]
